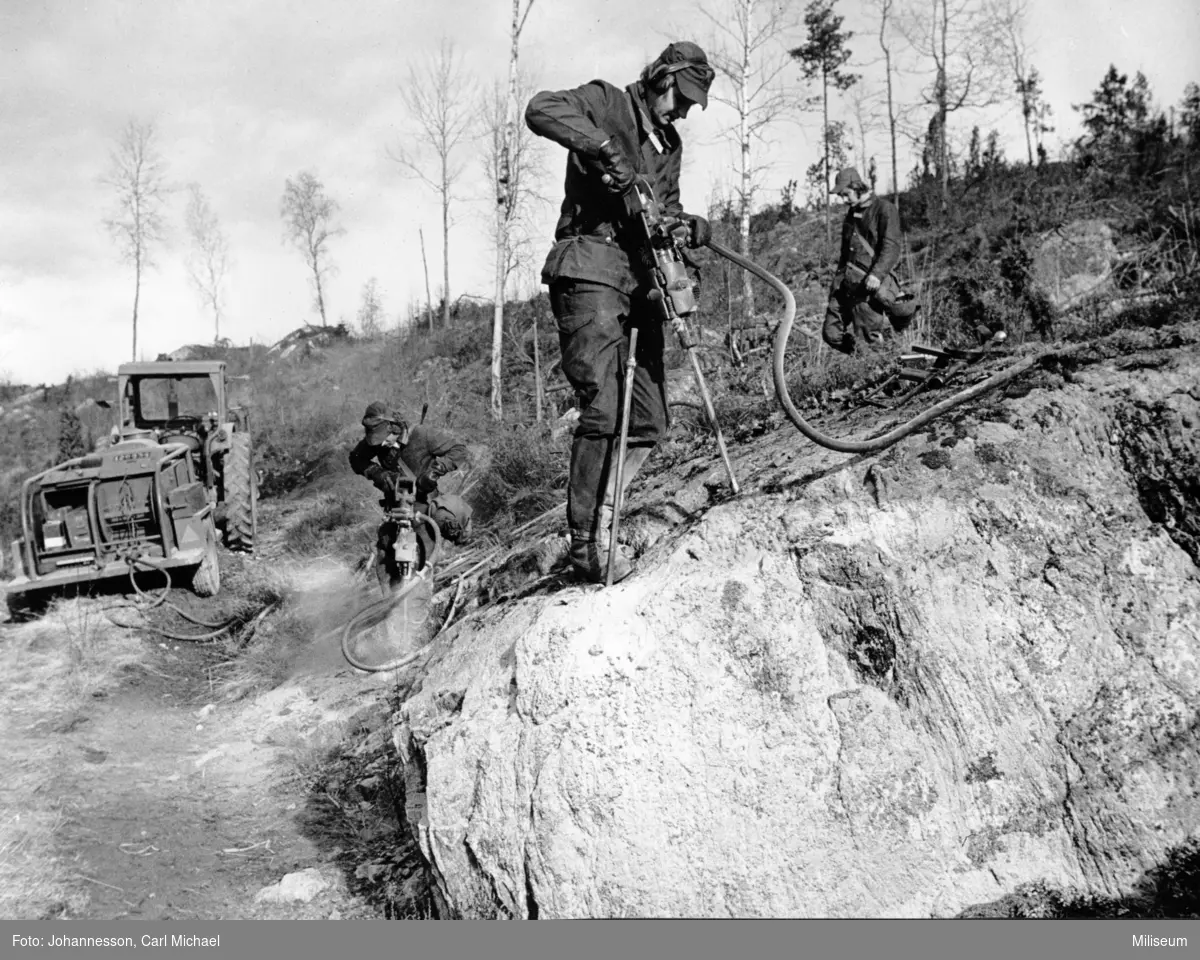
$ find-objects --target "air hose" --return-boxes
[705,238,1070,454]
[340,512,444,673]
[104,556,248,642]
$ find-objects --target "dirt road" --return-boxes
[0,553,414,920]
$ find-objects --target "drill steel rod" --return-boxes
[681,336,734,494]
[607,327,639,588]
[675,324,739,496]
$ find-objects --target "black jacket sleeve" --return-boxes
[422,428,469,479]
[525,81,618,159]
[868,201,902,279]
[349,440,385,484]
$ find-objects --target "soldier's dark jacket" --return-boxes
[525,79,684,294]
[349,425,467,497]
[837,195,902,283]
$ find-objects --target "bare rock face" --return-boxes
[1030,220,1118,310]
[392,329,1200,918]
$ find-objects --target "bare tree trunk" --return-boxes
[314,267,328,326]
[490,225,506,419]
[420,227,433,331]
[1023,106,1034,166]
[491,0,529,422]
[822,63,831,248]
[491,217,507,417]
[724,256,735,361]
[936,0,950,210]
[441,187,451,328]
[132,252,141,361]
[738,0,755,323]
[879,0,901,216]
[533,315,543,423]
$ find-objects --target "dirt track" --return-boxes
[0,543,408,920]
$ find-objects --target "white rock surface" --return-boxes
[391,332,1200,918]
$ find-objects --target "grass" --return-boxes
[0,805,87,919]
[0,599,151,918]
[280,489,378,564]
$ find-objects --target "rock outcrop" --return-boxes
[390,323,1200,918]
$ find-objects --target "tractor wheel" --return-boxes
[191,535,221,598]
[223,432,257,552]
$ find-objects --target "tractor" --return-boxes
[4,436,222,614]
[3,360,257,615]
[101,360,258,552]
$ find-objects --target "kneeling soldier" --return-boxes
[349,401,474,545]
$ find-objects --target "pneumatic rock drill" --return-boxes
[606,177,739,586]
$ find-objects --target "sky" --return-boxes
[2,0,1198,386]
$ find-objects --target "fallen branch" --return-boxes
[74,874,125,894]
[221,840,271,855]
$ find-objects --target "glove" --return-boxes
[416,472,438,496]
[683,213,711,249]
[596,139,636,195]
[368,467,397,494]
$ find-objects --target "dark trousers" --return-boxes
[823,277,890,354]
[549,279,668,539]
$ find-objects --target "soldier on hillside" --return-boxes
[525,40,716,583]
[823,166,919,355]
[349,401,474,544]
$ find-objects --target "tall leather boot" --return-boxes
[595,443,653,555]
[566,435,633,583]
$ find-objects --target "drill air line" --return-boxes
[704,238,1053,455]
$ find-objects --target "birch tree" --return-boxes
[899,0,1008,207]
[701,0,801,323]
[280,171,344,327]
[867,0,902,210]
[183,183,230,342]
[102,119,168,361]
[487,0,538,422]
[986,0,1039,166]
[392,39,476,330]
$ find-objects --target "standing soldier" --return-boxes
[525,41,716,583]
[349,401,474,544]
[822,166,919,355]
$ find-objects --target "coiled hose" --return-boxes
[105,555,252,642]
[706,238,1065,453]
[340,512,444,673]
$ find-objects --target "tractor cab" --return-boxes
[107,361,257,552]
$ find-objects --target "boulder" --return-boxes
[1030,220,1118,310]
[254,868,330,904]
[391,327,1200,918]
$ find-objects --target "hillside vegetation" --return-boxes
[3,63,1198,575]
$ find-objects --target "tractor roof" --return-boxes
[117,361,226,376]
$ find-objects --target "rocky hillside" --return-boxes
[387,317,1199,918]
